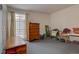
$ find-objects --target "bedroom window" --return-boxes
[15,13,25,38]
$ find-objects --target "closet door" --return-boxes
[29,23,40,41]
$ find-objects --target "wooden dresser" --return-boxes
[29,23,40,42]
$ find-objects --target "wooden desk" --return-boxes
[5,44,27,54]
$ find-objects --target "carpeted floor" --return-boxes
[28,38,79,54]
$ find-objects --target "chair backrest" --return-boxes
[51,31,58,36]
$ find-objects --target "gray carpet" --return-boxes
[28,38,79,54]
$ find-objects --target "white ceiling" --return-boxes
[8,4,74,13]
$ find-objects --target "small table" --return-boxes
[60,34,70,43]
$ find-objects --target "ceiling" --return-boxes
[8,4,74,13]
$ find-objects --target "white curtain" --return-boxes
[25,14,29,41]
[6,11,15,48]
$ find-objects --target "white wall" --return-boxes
[50,5,79,31]
[2,5,8,52]
[0,10,3,53]
[28,12,50,35]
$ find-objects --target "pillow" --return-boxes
[73,28,79,34]
[63,28,71,33]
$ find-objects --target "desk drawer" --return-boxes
[16,45,26,54]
